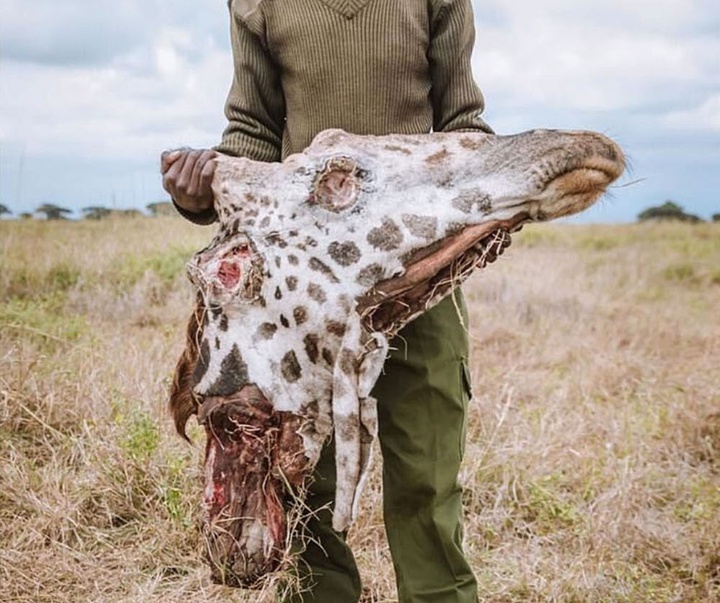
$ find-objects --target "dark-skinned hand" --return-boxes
[161,148,217,215]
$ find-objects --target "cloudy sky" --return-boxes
[1,0,718,222]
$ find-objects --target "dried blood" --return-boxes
[198,390,308,587]
[217,261,241,288]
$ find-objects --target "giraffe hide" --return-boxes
[169,128,625,586]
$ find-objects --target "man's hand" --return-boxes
[161,148,217,215]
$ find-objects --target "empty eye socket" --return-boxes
[309,156,365,213]
[217,261,241,288]
[214,243,252,288]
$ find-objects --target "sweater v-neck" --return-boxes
[314,0,374,19]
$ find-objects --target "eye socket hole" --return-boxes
[309,156,365,212]
[217,261,241,288]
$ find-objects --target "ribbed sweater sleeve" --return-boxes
[429,0,493,134]
[214,1,286,161]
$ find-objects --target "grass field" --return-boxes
[1,217,719,603]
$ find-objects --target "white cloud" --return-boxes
[0,0,228,66]
[663,95,720,131]
[471,0,719,121]
[1,1,149,65]
[477,0,716,31]
[0,30,232,161]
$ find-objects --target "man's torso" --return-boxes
[254,0,438,156]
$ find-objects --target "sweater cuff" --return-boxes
[445,114,495,135]
[172,198,218,225]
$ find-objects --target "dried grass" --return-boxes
[1,218,719,602]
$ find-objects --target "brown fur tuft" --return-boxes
[169,295,205,440]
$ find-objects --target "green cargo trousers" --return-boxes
[284,293,477,603]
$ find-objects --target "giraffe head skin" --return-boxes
[169,128,625,586]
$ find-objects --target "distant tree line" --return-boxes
[638,200,719,223]
[2,199,719,223]
[0,201,177,220]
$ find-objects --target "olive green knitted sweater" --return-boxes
[215,0,492,161]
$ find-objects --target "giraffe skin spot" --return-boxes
[307,283,327,304]
[304,334,320,364]
[459,136,485,151]
[257,322,278,340]
[367,218,403,251]
[326,321,346,337]
[322,348,334,366]
[206,344,250,396]
[401,214,438,239]
[425,148,451,165]
[309,257,340,283]
[293,306,308,326]
[383,144,412,155]
[266,232,288,248]
[328,241,361,266]
[452,191,492,214]
[339,349,357,375]
[336,413,360,444]
[356,263,385,287]
[281,350,302,383]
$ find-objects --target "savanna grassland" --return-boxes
[1,217,719,603]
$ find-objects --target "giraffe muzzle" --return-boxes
[197,386,307,587]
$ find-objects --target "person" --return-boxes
[161,1,492,601]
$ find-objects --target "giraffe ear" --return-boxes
[309,156,366,213]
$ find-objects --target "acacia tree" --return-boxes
[712,213,720,222]
[82,206,112,220]
[0,203,10,216]
[118,209,143,218]
[146,201,175,217]
[36,203,73,220]
[638,200,702,223]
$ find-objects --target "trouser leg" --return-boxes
[374,293,477,603]
[282,436,361,603]
[283,292,475,603]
